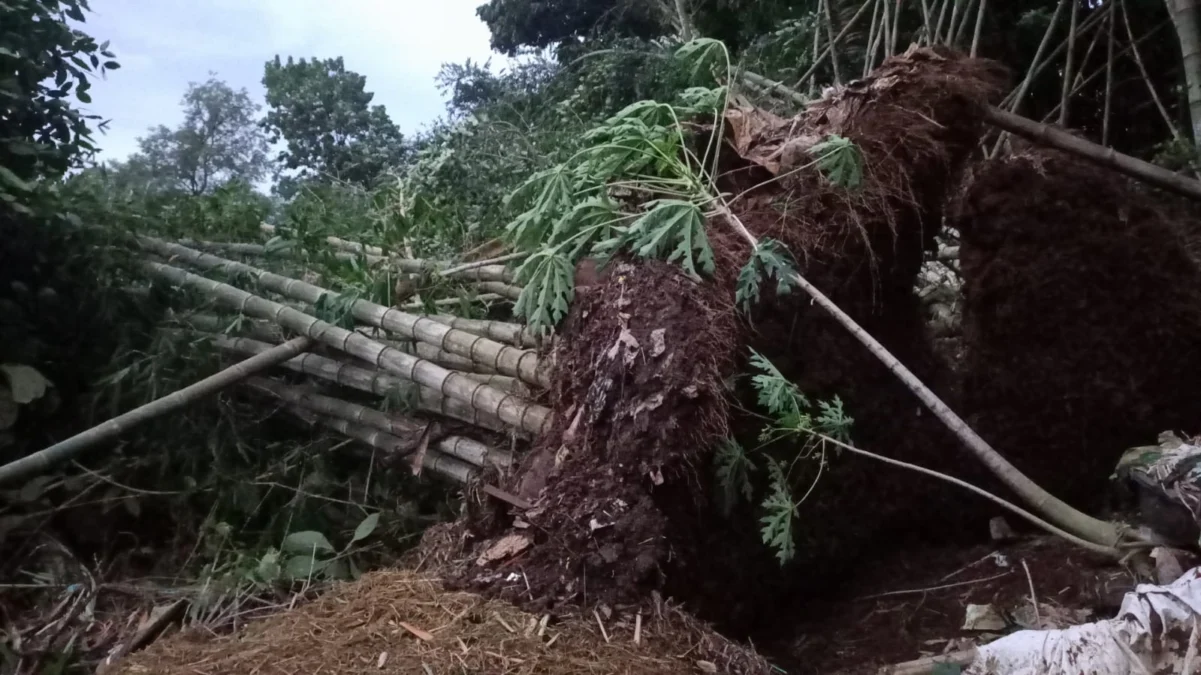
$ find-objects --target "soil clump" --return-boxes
[953,148,1201,513]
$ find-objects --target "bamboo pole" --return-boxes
[0,337,314,486]
[258,379,514,469]
[144,261,551,436]
[211,334,515,433]
[295,410,478,484]
[792,0,876,89]
[245,376,431,442]
[1058,0,1079,127]
[1164,0,1201,142]
[137,238,548,388]
[984,107,1201,202]
[428,315,541,349]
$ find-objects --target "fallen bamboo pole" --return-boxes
[982,107,1201,202]
[145,261,551,436]
[210,334,516,434]
[0,337,314,486]
[138,237,548,388]
[286,407,479,484]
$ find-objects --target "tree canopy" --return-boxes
[261,55,406,192]
[121,76,270,195]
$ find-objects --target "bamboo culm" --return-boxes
[0,337,314,486]
[138,237,548,388]
[211,334,517,434]
[249,376,514,469]
[145,261,551,436]
[292,409,478,484]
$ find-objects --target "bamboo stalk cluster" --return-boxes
[136,235,547,489]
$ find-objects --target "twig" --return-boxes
[1022,558,1041,627]
[856,571,1011,600]
[593,609,611,643]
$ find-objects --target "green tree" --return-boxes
[0,0,117,214]
[125,76,270,195]
[261,56,406,192]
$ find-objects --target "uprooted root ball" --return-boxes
[954,148,1201,512]
[445,259,743,612]
[713,46,1011,584]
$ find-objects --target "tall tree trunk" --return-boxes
[1165,0,1201,142]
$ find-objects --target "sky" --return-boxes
[77,0,505,162]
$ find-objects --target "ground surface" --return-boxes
[104,533,1133,674]
[772,534,1130,674]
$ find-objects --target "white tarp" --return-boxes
[965,566,1201,674]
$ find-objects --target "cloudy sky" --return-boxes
[78,0,505,161]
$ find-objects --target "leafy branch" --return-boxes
[716,350,855,565]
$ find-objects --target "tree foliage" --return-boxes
[261,56,406,192]
[123,76,270,195]
[0,0,117,213]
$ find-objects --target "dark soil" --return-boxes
[445,259,743,612]
[952,148,1201,513]
[771,535,1134,674]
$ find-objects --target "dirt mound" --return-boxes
[443,259,743,613]
[113,568,772,675]
[953,148,1201,512]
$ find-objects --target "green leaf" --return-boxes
[0,166,33,192]
[810,135,863,189]
[1,364,49,404]
[759,458,796,565]
[281,530,335,556]
[283,554,328,580]
[715,438,756,516]
[736,239,799,314]
[103,61,119,69]
[256,549,282,583]
[351,512,380,543]
[622,200,713,278]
